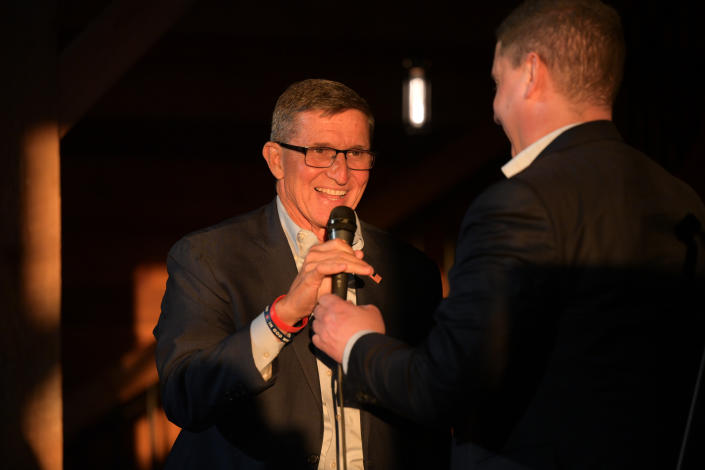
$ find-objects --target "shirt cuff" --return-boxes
[251,312,286,380]
[342,330,376,374]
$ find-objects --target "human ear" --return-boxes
[262,142,284,180]
[524,52,545,99]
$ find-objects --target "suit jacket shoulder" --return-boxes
[509,120,705,268]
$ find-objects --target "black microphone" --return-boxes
[325,206,357,299]
[324,205,355,470]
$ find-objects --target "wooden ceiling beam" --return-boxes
[58,0,197,138]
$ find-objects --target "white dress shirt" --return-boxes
[250,196,364,470]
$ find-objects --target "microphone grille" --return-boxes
[329,205,355,222]
[326,206,356,235]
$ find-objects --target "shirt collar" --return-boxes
[276,196,364,260]
[501,122,582,178]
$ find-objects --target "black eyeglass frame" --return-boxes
[274,141,375,170]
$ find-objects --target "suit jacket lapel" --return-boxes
[352,224,387,461]
[355,224,386,308]
[261,200,322,404]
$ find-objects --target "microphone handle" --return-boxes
[324,206,354,470]
[331,273,348,300]
[330,264,348,470]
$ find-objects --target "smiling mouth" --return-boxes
[315,187,347,197]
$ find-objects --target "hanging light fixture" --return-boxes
[402,61,431,133]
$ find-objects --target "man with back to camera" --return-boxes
[153,79,448,469]
[311,1,705,468]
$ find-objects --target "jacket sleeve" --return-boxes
[153,236,274,431]
[347,178,558,425]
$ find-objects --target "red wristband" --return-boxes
[269,294,309,333]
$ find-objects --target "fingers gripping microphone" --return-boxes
[325,206,357,300]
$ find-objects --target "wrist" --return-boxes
[272,295,297,326]
[270,295,308,334]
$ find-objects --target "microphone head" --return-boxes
[325,206,356,243]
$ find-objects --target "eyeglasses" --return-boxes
[275,141,375,170]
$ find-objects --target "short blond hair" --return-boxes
[497,0,625,107]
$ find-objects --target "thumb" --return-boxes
[317,293,340,307]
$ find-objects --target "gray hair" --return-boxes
[270,79,374,142]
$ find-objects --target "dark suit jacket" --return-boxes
[154,199,448,469]
[347,121,705,469]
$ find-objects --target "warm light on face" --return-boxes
[274,109,370,239]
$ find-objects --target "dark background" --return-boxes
[55,0,704,468]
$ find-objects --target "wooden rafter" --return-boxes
[58,0,197,138]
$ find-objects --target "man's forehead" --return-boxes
[491,48,503,75]
[288,110,322,139]
[292,109,367,131]
[291,109,330,130]
[492,43,518,73]
[296,108,351,121]
[493,41,510,62]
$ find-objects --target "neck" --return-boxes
[276,192,326,242]
[521,101,612,152]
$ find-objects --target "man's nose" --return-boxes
[326,152,350,183]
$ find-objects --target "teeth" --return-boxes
[316,187,346,196]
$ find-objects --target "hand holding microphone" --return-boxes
[311,206,386,363]
[274,207,374,327]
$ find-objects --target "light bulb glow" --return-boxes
[408,77,426,127]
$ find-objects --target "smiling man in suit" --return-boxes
[311,1,705,469]
[153,79,447,470]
